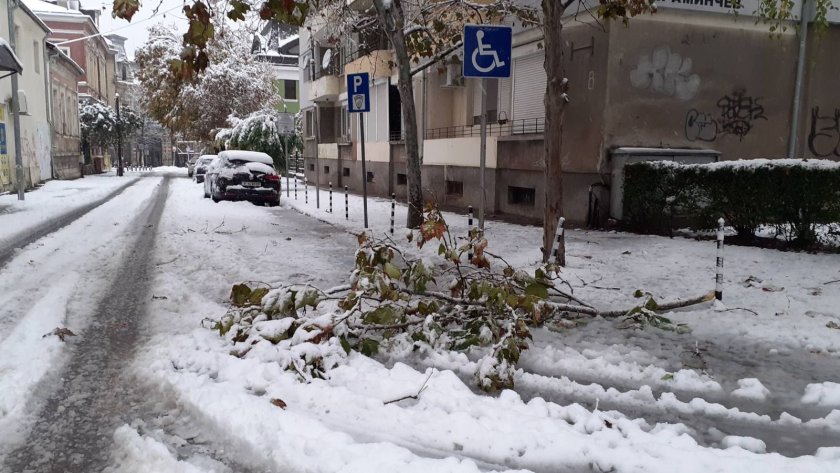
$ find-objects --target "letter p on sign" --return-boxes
[347,73,370,113]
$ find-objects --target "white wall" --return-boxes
[0,5,51,188]
[423,137,498,168]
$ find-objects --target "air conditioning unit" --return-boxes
[441,56,464,88]
[17,90,29,115]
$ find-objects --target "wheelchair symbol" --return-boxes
[471,30,506,73]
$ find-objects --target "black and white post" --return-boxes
[468,205,474,261]
[390,193,396,235]
[716,217,725,301]
[552,217,566,262]
[329,182,333,213]
[294,167,298,200]
[344,185,349,220]
[305,178,308,204]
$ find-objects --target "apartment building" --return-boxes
[46,41,83,179]
[25,0,118,171]
[300,1,840,225]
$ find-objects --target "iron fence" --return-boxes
[425,117,545,140]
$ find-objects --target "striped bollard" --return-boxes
[305,179,308,204]
[468,206,474,261]
[294,175,298,200]
[716,217,725,301]
[552,217,566,261]
[344,186,349,220]
[329,182,333,213]
[390,193,396,235]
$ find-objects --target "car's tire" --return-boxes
[212,196,220,203]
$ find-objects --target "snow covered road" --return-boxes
[0,172,838,472]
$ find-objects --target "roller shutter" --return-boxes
[512,52,546,123]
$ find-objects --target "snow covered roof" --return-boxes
[46,41,84,75]
[22,0,86,16]
[219,150,274,165]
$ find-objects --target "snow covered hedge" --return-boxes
[623,159,840,246]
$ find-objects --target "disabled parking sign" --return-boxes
[463,24,512,78]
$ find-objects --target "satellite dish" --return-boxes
[321,49,332,69]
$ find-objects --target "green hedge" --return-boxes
[623,159,840,246]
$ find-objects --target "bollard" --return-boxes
[552,217,566,261]
[305,179,308,204]
[390,193,396,235]
[286,172,290,198]
[716,217,725,301]
[294,175,298,200]
[468,205,474,261]
[344,185,349,220]
[329,182,333,213]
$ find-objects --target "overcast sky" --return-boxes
[81,0,188,59]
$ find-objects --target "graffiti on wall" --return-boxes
[685,89,766,142]
[629,46,701,101]
[807,107,840,158]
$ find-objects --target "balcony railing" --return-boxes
[425,117,545,140]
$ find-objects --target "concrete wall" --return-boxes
[605,12,798,161]
[799,27,840,160]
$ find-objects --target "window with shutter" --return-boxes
[512,53,546,123]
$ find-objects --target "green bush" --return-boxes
[623,159,840,247]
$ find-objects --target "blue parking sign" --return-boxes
[347,73,370,113]
[463,25,512,78]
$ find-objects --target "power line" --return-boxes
[53,4,184,46]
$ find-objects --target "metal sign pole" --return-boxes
[360,113,369,229]
[7,0,24,200]
[479,78,487,230]
[315,106,320,209]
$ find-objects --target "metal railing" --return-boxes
[425,117,545,140]
[389,130,405,142]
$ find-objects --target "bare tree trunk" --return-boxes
[374,0,424,229]
[541,0,567,265]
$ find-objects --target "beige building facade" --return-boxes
[300,2,840,225]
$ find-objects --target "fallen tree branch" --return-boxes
[823,279,840,285]
[384,370,434,404]
[719,307,759,316]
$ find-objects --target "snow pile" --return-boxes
[802,382,840,407]
[732,378,772,401]
[643,158,840,172]
[106,426,209,473]
[721,435,767,454]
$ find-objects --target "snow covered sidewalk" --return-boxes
[0,173,140,254]
[123,178,840,472]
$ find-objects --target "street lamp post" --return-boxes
[115,93,123,176]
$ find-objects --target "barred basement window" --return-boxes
[445,180,463,196]
[397,173,407,185]
[324,165,330,174]
[309,163,315,171]
[343,167,350,177]
[367,171,375,183]
[508,186,535,206]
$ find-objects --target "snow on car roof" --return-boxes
[219,150,274,165]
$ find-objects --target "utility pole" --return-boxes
[6,0,25,200]
[116,93,123,176]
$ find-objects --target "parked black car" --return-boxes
[208,150,280,206]
[193,154,217,183]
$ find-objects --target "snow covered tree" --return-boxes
[135,22,278,143]
[79,100,143,164]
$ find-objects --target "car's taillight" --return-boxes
[263,174,280,181]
